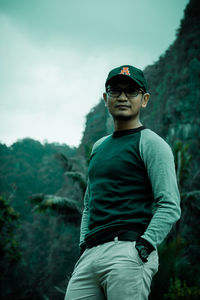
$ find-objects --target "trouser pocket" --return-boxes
[129,241,159,274]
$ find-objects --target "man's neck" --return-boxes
[114,119,142,131]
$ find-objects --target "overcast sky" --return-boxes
[0,0,189,147]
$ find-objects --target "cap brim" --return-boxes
[106,74,143,89]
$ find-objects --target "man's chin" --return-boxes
[113,113,135,121]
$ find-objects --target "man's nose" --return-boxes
[118,91,128,100]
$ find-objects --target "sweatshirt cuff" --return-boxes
[80,242,86,256]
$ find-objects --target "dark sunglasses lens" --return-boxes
[107,89,121,97]
[126,88,139,97]
[107,86,141,97]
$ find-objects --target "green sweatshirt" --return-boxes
[80,126,181,250]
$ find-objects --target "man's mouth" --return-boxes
[115,105,131,109]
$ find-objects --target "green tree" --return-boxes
[0,196,21,298]
[0,196,21,269]
[30,153,87,224]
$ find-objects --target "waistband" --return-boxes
[85,230,140,249]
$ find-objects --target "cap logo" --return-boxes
[119,67,130,76]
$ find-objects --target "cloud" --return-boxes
[0,0,189,57]
[0,0,189,146]
[0,15,108,146]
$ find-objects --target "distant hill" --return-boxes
[0,138,77,214]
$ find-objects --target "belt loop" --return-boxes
[114,236,119,243]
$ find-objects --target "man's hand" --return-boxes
[135,238,155,263]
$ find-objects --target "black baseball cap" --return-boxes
[105,65,148,92]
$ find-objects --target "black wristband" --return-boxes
[80,242,86,256]
[135,238,155,262]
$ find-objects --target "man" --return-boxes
[64,65,181,300]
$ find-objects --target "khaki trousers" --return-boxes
[64,240,158,300]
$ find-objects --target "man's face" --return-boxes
[103,76,150,121]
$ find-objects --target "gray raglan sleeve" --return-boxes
[139,129,181,249]
[79,181,90,246]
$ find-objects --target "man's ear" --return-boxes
[141,93,150,108]
[103,92,107,107]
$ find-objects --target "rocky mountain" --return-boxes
[78,0,200,163]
